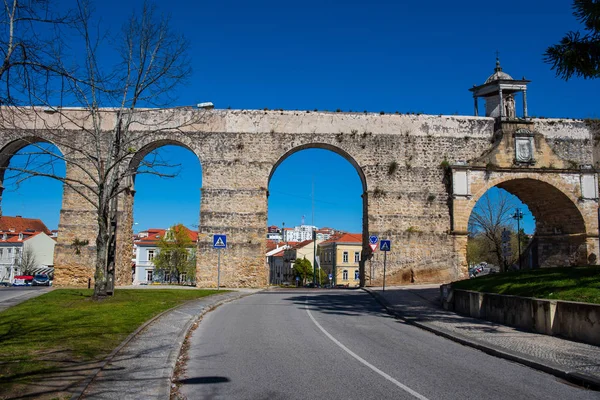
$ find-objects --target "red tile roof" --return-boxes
[320,233,362,245]
[0,231,44,243]
[134,227,198,245]
[289,239,314,250]
[0,216,51,235]
[273,250,285,257]
[266,240,278,252]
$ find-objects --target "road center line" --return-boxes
[305,299,430,400]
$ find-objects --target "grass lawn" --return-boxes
[0,288,220,392]
[452,266,600,304]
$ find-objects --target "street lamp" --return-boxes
[512,208,524,270]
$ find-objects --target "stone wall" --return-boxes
[0,108,596,288]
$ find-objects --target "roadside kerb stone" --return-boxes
[74,289,261,399]
[363,286,600,391]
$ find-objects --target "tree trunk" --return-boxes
[93,206,111,299]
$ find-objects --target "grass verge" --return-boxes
[0,288,220,393]
[451,266,600,304]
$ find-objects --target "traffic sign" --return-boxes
[328,274,332,280]
[369,243,378,251]
[213,234,227,249]
[369,235,379,245]
[380,240,391,252]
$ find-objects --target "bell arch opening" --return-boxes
[467,178,588,271]
[266,144,368,288]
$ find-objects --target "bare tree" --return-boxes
[0,0,76,106]
[18,246,37,275]
[468,189,519,272]
[0,1,199,298]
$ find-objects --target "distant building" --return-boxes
[318,233,362,287]
[283,239,324,277]
[282,224,318,242]
[133,227,198,284]
[0,216,55,283]
[266,242,290,285]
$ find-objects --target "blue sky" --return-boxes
[2,0,596,235]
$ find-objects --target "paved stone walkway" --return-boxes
[77,289,260,399]
[365,285,600,389]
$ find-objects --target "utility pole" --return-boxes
[513,208,523,270]
[312,177,318,286]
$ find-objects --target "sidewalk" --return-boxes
[75,289,261,399]
[364,284,600,390]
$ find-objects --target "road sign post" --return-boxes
[213,234,227,289]
[380,240,391,292]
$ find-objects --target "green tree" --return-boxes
[152,224,196,284]
[545,0,600,80]
[293,258,313,285]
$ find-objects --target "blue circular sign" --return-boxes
[369,235,379,245]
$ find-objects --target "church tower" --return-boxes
[469,57,530,120]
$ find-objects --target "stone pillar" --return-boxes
[499,88,504,118]
[115,189,135,286]
[195,159,270,288]
[53,159,99,287]
[522,89,528,118]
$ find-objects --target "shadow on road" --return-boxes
[176,376,230,385]
[281,289,394,318]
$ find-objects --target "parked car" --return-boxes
[32,274,51,286]
[13,275,33,286]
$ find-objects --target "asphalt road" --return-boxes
[0,286,51,311]
[178,289,598,400]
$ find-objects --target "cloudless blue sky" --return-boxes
[2,0,597,235]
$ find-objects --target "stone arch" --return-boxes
[267,143,367,193]
[119,138,203,286]
[0,136,66,214]
[0,136,65,183]
[267,142,369,286]
[457,172,591,268]
[127,138,202,188]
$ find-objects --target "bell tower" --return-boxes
[469,57,530,120]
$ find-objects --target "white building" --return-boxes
[0,216,56,283]
[282,224,318,242]
[133,227,197,284]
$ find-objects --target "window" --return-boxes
[354,252,360,263]
[148,250,155,260]
[164,272,171,282]
[355,270,359,280]
[146,270,153,282]
[343,251,348,263]
[0,249,3,258]
[18,233,23,240]
[8,248,11,254]
[342,270,348,280]
[181,273,187,282]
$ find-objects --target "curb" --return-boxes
[362,288,600,391]
[71,290,257,399]
[166,290,259,399]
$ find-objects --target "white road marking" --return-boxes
[305,299,430,400]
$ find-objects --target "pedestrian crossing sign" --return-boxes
[379,240,391,252]
[213,234,227,249]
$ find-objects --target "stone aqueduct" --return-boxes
[0,109,598,287]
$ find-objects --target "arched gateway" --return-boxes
[0,63,598,288]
